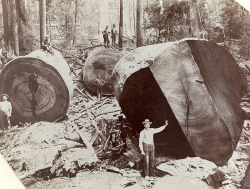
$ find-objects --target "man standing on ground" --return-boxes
[111,24,118,46]
[139,119,168,179]
[0,94,12,130]
[102,25,110,48]
[94,75,105,101]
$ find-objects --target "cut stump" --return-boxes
[112,39,247,165]
[0,49,73,125]
[83,49,123,95]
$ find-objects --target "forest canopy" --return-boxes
[0,0,249,59]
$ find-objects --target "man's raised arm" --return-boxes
[153,120,168,134]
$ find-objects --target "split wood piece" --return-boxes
[95,109,121,117]
[74,85,90,99]
[89,120,105,145]
[103,125,114,151]
[80,99,112,117]
[82,88,95,100]
[72,123,93,149]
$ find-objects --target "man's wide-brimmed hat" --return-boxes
[142,119,152,125]
[2,94,9,99]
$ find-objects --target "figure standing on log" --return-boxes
[111,24,118,46]
[0,94,12,130]
[102,25,110,48]
[0,51,8,68]
[139,119,168,179]
[94,75,105,101]
[42,36,54,54]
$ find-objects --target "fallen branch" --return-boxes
[74,85,90,99]
[82,88,95,100]
[72,123,93,149]
[95,109,121,117]
[103,125,114,151]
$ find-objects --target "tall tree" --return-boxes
[9,0,19,56]
[16,0,27,37]
[189,0,202,37]
[119,0,123,50]
[1,0,9,49]
[73,0,78,45]
[136,0,143,47]
[39,0,46,48]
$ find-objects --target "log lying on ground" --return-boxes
[83,49,123,95]
[111,39,247,165]
[0,49,73,125]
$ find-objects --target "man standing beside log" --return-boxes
[139,119,168,179]
[94,75,105,101]
[0,94,12,130]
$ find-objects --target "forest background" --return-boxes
[0,0,249,60]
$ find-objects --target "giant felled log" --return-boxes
[83,49,123,95]
[0,49,73,126]
[112,39,247,165]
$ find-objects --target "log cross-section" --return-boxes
[0,49,73,126]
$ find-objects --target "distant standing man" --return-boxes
[111,24,118,46]
[0,94,12,130]
[94,75,105,100]
[42,36,54,54]
[139,119,168,179]
[102,25,110,48]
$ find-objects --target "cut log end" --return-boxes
[112,39,247,165]
[84,49,123,95]
[0,50,73,125]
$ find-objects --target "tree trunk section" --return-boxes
[39,0,46,48]
[119,0,123,50]
[73,0,78,45]
[9,0,19,56]
[189,0,201,38]
[0,50,73,126]
[83,49,123,95]
[112,40,247,165]
[2,0,9,49]
[136,0,142,47]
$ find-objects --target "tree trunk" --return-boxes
[46,13,52,40]
[136,0,143,47]
[16,0,27,39]
[133,0,136,35]
[119,0,123,50]
[2,0,9,50]
[9,0,19,56]
[189,0,201,38]
[73,0,78,45]
[39,0,46,48]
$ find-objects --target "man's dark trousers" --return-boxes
[103,34,109,48]
[143,143,155,177]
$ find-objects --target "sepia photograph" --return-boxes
[0,0,249,188]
